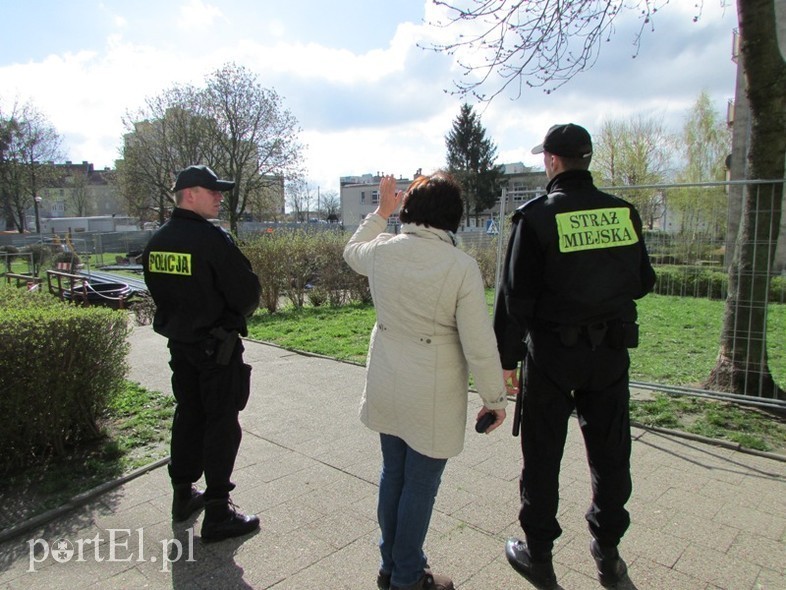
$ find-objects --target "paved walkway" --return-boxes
[1,325,785,589]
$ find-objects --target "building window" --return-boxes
[361,191,365,203]
[372,190,379,204]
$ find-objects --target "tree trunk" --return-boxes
[706,0,786,399]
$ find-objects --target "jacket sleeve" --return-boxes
[214,234,261,319]
[457,261,508,410]
[633,209,657,298]
[494,214,543,369]
[343,213,389,276]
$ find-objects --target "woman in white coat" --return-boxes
[343,172,508,590]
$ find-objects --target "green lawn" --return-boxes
[248,293,786,390]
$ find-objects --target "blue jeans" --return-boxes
[378,434,448,588]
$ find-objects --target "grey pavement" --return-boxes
[1,324,785,589]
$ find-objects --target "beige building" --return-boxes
[38,161,122,220]
[340,172,413,231]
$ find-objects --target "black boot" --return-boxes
[505,538,557,589]
[200,498,260,542]
[590,539,628,588]
[377,570,391,590]
[171,484,205,522]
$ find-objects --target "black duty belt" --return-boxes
[535,319,637,350]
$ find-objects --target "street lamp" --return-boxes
[33,195,42,234]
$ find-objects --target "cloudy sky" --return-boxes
[1,0,738,195]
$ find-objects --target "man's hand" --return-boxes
[374,175,403,219]
[504,368,520,395]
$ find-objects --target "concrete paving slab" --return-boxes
[0,324,784,590]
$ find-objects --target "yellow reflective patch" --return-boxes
[555,207,638,253]
[148,251,192,275]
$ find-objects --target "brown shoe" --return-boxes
[391,571,454,590]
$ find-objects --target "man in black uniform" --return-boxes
[494,124,656,589]
[143,165,261,542]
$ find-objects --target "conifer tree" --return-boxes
[445,103,501,226]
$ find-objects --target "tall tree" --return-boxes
[0,101,62,232]
[318,189,341,222]
[66,167,92,217]
[119,86,208,226]
[286,177,315,223]
[118,63,304,233]
[428,0,785,399]
[592,116,672,229]
[670,92,731,255]
[202,63,304,233]
[246,175,285,222]
[707,0,786,398]
[445,103,501,226]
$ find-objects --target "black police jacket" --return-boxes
[142,208,261,344]
[494,169,657,369]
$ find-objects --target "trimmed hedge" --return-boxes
[654,265,786,303]
[0,284,129,472]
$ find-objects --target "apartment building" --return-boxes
[339,172,413,232]
[37,161,123,220]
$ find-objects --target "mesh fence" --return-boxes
[465,179,786,405]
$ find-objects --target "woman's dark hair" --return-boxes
[399,171,463,233]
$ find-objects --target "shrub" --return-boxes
[654,265,785,302]
[308,231,358,307]
[244,228,360,312]
[0,283,129,472]
[281,230,323,309]
[243,233,288,314]
[461,237,499,288]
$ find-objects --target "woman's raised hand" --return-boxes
[375,175,403,219]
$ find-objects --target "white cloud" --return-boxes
[177,0,226,30]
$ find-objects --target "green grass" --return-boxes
[630,393,786,453]
[103,381,175,467]
[247,293,786,454]
[249,293,786,388]
[0,381,173,531]
[248,303,375,364]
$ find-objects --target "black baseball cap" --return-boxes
[172,165,235,192]
[531,123,593,159]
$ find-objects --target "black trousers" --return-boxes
[518,329,632,555]
[167,339,245,502]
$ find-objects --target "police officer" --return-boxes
[143,165,261,542]
[494,124,656,589]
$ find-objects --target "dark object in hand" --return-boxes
[475,411,496,434]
